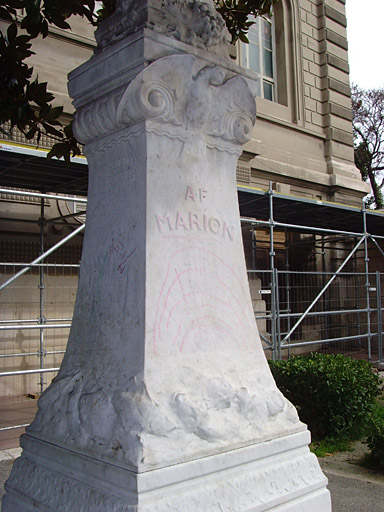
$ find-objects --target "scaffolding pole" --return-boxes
[39,198,45,392]
[0,188,87,204]
[280,235,367,345]
[268,183,278,359]
[362,202,372,361]
[0,223,85,291]
[376,271,383,362]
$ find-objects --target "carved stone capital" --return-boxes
[95,0,228,55]
[73,54,256,151]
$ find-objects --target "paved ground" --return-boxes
[0,397,37,451]
[320,442,384,511]
[1,443,383,510]
[325,471,384,511]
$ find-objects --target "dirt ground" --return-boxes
[319,439,384,485]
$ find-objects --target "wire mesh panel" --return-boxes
[276,271,375,358]
[0,263,79,399]
[0,232,382,423]
[246,268,383,362]
[379,272,384,361]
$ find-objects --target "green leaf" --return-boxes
[42,122,63,138]
[47,142,66,160]
[63,122,74,138]
[0,7,15,22]
[25,125,37,139]
[269,353,380,439]
[46,105,63,121]
[51,17,71,30]
[7,22,17,42]
[238,31,249,43]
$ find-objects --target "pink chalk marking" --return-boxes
[166,293,244,331]
[153,246,246,354]
[158,267,203,332]
[217,279,243,310]
[116,247,136,274]
[172,323,182,347]
[180,323,232,351]
[170,302,245,351]
[178,314,240,352]
[174,268,185,295]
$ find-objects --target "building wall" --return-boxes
[238,0,370,207]
[1,1,368,206]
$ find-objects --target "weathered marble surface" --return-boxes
[4,431,330,511]
[2,1,331,510]
[95,0,228,54]
[24,52,304,471]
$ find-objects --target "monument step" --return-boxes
[3,430,330,511]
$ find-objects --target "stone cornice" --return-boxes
[73,54,256,151]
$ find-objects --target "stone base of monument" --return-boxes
[3,430,330,511]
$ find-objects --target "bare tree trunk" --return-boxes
[367,167,383,208]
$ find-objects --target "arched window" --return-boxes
[237,0,303,125]
[239,16,276,101]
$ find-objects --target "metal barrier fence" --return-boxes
[249,269,384,362]
[1,187,383,434]
[1,265,383,435]
[0,262,79,400]
[2,265,382,400]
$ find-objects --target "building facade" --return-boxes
[237,0,369,205]
[1,0,369,205]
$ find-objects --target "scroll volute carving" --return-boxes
[74,54,256,147]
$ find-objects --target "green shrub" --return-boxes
[365,401,384,470]
[269,353,380,439]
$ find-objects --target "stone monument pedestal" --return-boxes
[2,2,331,510]
[4,431,329,511]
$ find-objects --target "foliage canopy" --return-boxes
[0,0,277,162]
[352,84,384,209]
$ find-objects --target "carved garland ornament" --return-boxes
[158,0,227,49]
[5,448,324,511]
[95,0,228,53]
[6,458,133,512]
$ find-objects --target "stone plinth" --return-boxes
[2,1,331,510]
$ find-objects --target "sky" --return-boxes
[345,0,384,89]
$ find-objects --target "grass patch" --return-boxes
[310,437,352,458]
